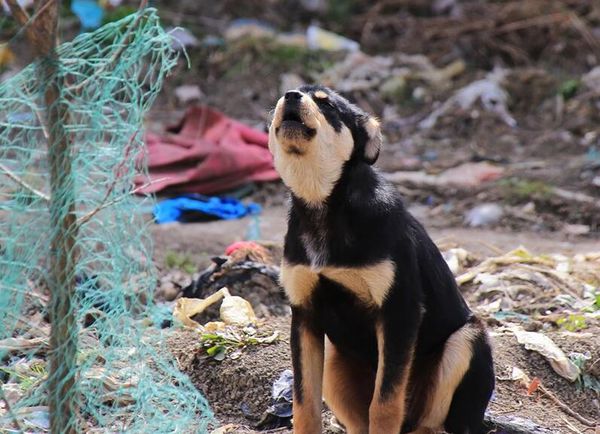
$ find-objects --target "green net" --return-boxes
[0,9,214,433]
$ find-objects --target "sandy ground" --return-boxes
[152,206,599,270]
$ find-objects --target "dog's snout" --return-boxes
[285,91,302,102]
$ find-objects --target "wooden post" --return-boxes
[6,0,79,431]
[42,1,79,432]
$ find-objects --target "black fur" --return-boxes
[280,86,494,433]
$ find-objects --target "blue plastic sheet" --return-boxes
[154,194,261,224]
[71,0,104,30]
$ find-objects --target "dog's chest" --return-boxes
[280,257,395,308]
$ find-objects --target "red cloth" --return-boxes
[136,106,279,195]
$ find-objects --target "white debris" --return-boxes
[513,328,580,382]
[419,69,516,129]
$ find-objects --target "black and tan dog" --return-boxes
[268,85,494,434]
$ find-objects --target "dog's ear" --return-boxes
[363,117,382,165]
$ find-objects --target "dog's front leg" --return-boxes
[291,306,324,434]
[369,305,419,434]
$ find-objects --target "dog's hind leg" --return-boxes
[323,339,374,434]
[418,319,494,434]
[443,330,494,434]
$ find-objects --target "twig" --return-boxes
[568,13,600,53]
[0,162,50,201]
[77,177,169,226]
[493,12,568,35]
[552,187,600,209]
[560,415,584,434]
[0,336,49,354]
[0,387,24,434]
[539,383,596,427]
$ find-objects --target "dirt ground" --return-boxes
[166,313,599,434]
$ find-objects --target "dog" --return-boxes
[268,85,494,434]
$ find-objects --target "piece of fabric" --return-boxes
[136,105,279,195]
[154,194,261,224]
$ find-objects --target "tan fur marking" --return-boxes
[323,339,373,434]
[320,260,395,307]
[280,261,395,307]
[364,116,382,162]
[280,262,318,306]
[419,323,479,429]
[293,328,324,434]
[269,94,354,205]
[369,322,411,434]
[314,90,328,99]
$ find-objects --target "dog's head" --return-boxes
[268,85,382,206]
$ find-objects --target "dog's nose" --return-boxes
[285,91,302,101]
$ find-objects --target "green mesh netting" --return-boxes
[0,9,214,433]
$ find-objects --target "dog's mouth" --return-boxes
[275,105,317,146]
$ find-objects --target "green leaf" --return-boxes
[206,344,224,357]
[558,79,579,100]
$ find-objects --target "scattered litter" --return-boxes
[562,223,591,235]
[457,247,600,330]
[440,162,505,187]
[384,161,504,189]
[20,406,50,430]
[220,292,257,326]
[173,288,229,328]
[256,369,294,429]
[319,51,464,94]
[210,424,241,434]
[582,66,600,92]
[507,365,596,427]
[167,27,199,49]
[225,241,272,264]
[71,0,105,30]
[153,194,261,224]
[513,328,580,381]
[199,325,278,361]
[174,287,257,327]
[320,52,393,92]
[183,252,284,320]
[419,69,516,129]
[224,19,275,41]
[135,106,279,195]
[442,247,470,274]
[174,84,203,104]
[306,25,359,52]
[465,203,504,227]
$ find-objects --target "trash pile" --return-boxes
[455,247,600,330]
